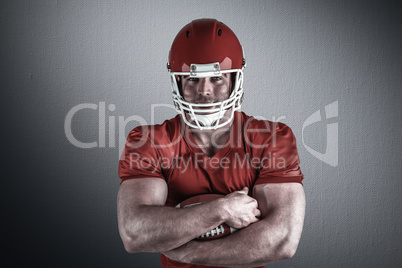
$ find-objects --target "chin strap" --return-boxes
[189,111,223,128]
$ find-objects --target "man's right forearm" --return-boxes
[117,179,259,254]
[118,197,227,253]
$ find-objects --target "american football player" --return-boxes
[117,18,305,268]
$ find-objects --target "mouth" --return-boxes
[196,105,218,111]
[194,100,215,104]
[194,101,218,107]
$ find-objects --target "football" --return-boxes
[176,194,238,241]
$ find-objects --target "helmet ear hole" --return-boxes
[176,75,183,95]
[186,30,190,38]
[218,28,222,36]
[230,73,236,94]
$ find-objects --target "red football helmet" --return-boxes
[167,19,246,130]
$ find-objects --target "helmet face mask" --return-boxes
[168,19,245,130]
[170,68,243,130]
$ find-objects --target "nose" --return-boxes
[197,78,213,97]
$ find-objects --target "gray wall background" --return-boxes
[1,0,401,267]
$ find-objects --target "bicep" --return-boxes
[253,182,305,248]
[117,178,168,229]
[117,178,168,208]
[253,183,305,219]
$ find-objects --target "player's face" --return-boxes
[180,74,232,108]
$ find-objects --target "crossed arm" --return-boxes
[117,178,305,267]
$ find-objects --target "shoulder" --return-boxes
[240,112,295,147]
[127,115,182,146]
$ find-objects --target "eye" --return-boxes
[182,76,198,82]
[211,76,223,82]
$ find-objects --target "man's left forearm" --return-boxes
[163,219,292,267]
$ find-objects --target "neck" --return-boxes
[190,123,232,143]
[185,117,234,157]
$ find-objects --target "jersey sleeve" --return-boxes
[118,126,165,183]
[252,122,304,185]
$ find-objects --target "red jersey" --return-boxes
[118,111,304,268]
